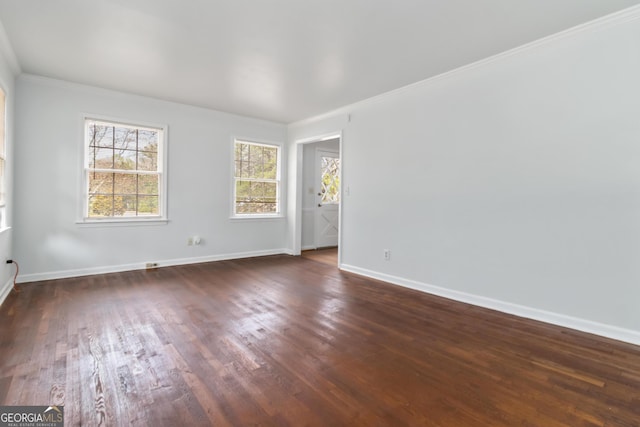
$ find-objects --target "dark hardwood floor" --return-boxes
[1,255,639,426]
[301,247,338,267]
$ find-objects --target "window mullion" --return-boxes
[92,123,96,171]
[135,129,139,216]
[111,171,115,217]
[88,168,158,175]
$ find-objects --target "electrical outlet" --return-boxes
[384,249,391,261]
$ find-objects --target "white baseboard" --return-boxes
[0,276,13,307]
[17,248,293,283]
[301,245,317,251]
[340,264,640,347]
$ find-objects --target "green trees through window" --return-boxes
[234,140,280,215]
[320,156,340,204]
[85,119,162,218]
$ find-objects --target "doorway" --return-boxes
[300,137,341,257]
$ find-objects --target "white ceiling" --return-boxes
[0,0,639,123]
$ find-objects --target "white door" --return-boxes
[315,150,340,248]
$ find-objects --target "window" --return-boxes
[233,139,281,216]
[320,155,340,205]
[0,88,7,228]
[0,88,5,206]
[0,87,5,227]
[83,118,166,221]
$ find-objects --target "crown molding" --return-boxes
[0,18,20,75]
[290,3,640,128]
[18,73,286,128]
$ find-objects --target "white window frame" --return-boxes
[231,138,283,219]
[0,85,6,230]
[79,114,168,225]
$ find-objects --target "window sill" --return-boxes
[76,218,169,227]
[229,215,285,221]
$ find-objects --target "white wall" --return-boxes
[289,12,640,342]
[301,138,340,249]
[14,75,288,281]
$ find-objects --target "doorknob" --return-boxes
[318,204,322,207]
[317,192,322,196]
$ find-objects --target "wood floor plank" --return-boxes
[1,254,639,425]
